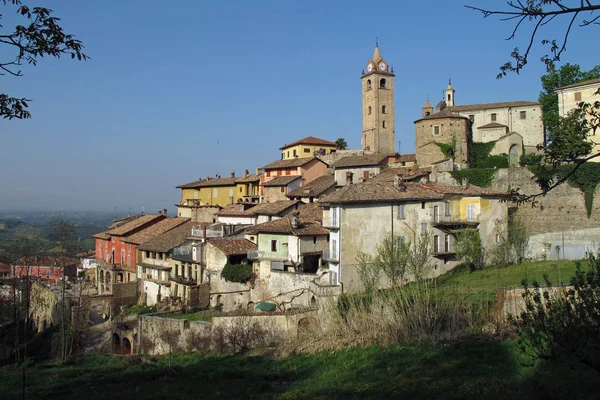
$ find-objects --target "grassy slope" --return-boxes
[1,341,599,399]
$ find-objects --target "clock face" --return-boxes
[379,62,386,71]
[367,63,373,72]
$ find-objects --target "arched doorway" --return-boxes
[121,337,132,355]
[117,273,123,283]
[112,333,121,354]
[509,144,519,167]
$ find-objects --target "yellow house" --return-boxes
[176,175,239,207]
[280,136,337,160]
[234,170,261,203]
[555,77,600,160]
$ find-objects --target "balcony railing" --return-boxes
[169,275,197,285]
[247,250,288,261]
[322,250,339,262]
[432,214,480,225]
[322,217,339,229]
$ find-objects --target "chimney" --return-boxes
[346,172,354,185]
[244,169,249,177]
[231,170,235,178]
[256,167,260,175]
[163,209,167,217]
[462,177,469,188]
[291,215,299,229]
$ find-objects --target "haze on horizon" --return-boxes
[0,0,594,212]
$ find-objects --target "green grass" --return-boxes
[1,340,599,399]
[434,259,583,302]
[169,311,212,322]
[122,305,156,316]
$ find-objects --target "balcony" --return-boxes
[432,214,480,231]
[322,217,340,230]
[169,275,197,286]
[247,250,289,261]
[322,250,339,262]
[190,228,223,238]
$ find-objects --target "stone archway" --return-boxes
[121,337,132,355]
[112,333,121,354]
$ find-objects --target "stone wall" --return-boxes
[415,117,469,167]
[111,281,138,317]
[138,313,211,355]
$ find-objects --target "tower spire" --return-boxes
[373,39,381,61]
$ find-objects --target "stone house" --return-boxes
[415,108,470,168]
[280,136,337,160]
[216,200,301,231]
[320,176,507,293]
[286,175,336,203]
[262,175,302,203]
[331,153,398,186]
[555,77,600,160]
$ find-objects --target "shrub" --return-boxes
[482,154,509,168]
[454,228,485,271]
[520,152,542,166]
[221,263,253,283]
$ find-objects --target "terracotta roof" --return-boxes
[245,204,328,236]
[279,136,336,150]
[263,157,326,170]
[263,176,302,187]
[138,221,193,252]
[370,167,430,183]
[207,238,257,256]
[217,203,258,217]
[331,153,391,168]
[108,215,143,229]
[93,214,165,239]
[556,77,600,91]
[321,180,506,205]
[397,153,416,163]
[0,262,10,273]
[477,122,509,129]
[414,109,470,123]
[234,173,261,183]
[447,101,539,112]
[123,217,190,245]
[242,200,301,217]
[177,177,237,189]
[287,175,336,198]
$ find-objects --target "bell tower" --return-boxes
[361,43,395,154]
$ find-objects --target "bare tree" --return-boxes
[1,0,88,119]
[466,1,600,77]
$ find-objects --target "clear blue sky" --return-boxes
[0,0,595,213]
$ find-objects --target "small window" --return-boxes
[382,105,387,114]
[239,187,243,192]
[421,223,428,235]
[491,113,497,122]
[270,240,278,252]
[303,148,310,153]
[277,170,282,176]
[367,79,372,89]
[434,235,440,252]
[520,111,526,120]
[421,201,426,209]
[445,201,450,216]
[574,92,582,101]
[266,171,271,177]
[363,170,369,181]
[280,186,285,193]
[380,78,386,89]
[368,106,372,115]
[447,94,451,101]
[382,121,386,128]
[286,169,291,175]
[397,204,405,219]
[433,125,440,136]
[281,152,284,159]
[213,188,218,197]
[313,236,317,244]
[293,149,297,157]
[287,151,290,158]
[468,114,474,122]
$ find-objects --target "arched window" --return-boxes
[447,94,451,101]
[367,79,372,89]
[382,105,387,114]
[382,120,386,128]
[380,78,386,88]
[368,106,372,115]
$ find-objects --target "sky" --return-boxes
[0,0,596,213]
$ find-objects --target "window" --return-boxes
[304,148,310,153]
[397,204,405,219]
[111,236,115,243]
[213,188,218,197]
[193,191,198,199]
[239,186,243,192]
[382,105,387,114]
[286,169,291,175]
[313,236,317,244]
[445,200,450,216]
[574,92,582,101]
[520,111,527,119]
[266,171,271,177]
[421,201,426,209]
[491,113,497,122]
[433,125,440,135]
[433,206,439,223]
[363,170,369,181]
[331,239,337,257]
[380,78,386,88]
[447,94,451,101]
[287,151,290,158]
[367,79,372,89]
[293,149,297,157]
[468,115,474,122]
[270,240,279,252]
[368,106,372,115]
[281,152,284,159]
[277,170,282,176]
[382,120,386,128]
[421,223,428,235]
[280,186,285,193]
[434,235,440,253]
[467,204,475,222]
[331,207,338,227]
[445,235,450,252]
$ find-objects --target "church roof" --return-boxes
[414,109,470,123]
[447,101,539,112]
[477,122,509,129]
